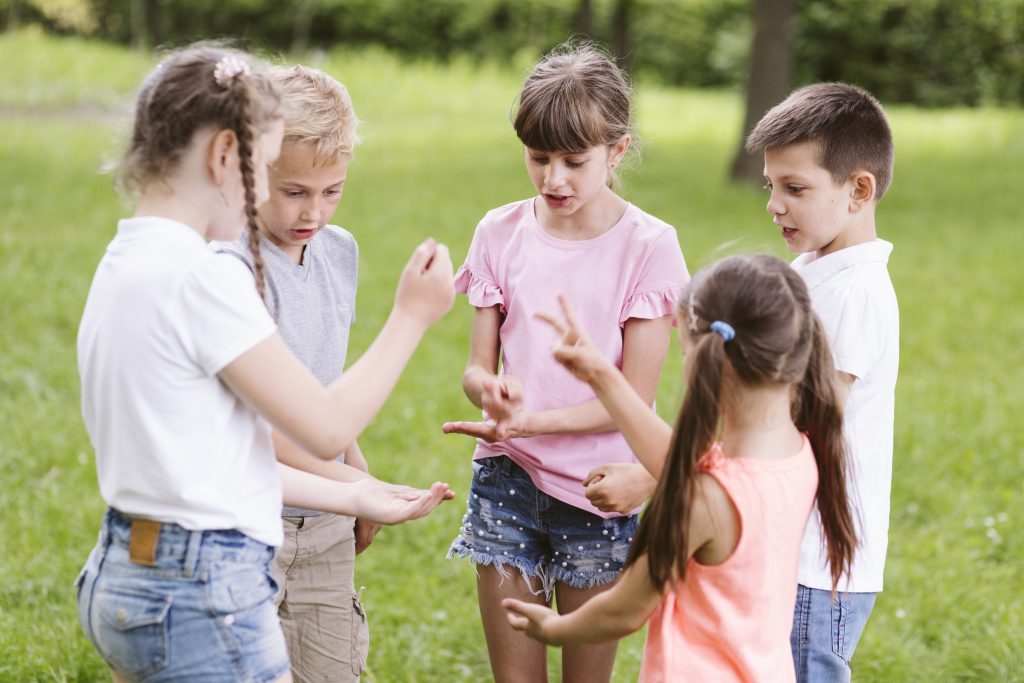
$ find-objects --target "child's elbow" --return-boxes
[308,429,353,461]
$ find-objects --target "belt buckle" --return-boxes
[128,518,161,566]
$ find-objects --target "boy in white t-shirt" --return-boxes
[216,65,375,682]
[746,82,899,682]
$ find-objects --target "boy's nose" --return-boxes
[766,192,785,217]
[301,200,323,224]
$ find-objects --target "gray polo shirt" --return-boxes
[216,226,358,517]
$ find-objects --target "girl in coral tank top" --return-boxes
[504,254,857,682]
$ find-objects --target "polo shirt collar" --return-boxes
[791,239,893,289]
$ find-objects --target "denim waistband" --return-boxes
[103,508,274,576]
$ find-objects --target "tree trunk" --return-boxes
[292,0,316,57]
[729,0,795,185]
[7,0,21,31]
[146,0,164,49]
[611,0,634,73]
[576,0,593,39]
[130,0,148,50]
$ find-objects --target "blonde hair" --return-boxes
[270,65,360,164]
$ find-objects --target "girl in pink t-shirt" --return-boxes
[442,42,688,682]
[504,254,858,682]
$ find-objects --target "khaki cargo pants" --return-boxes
[272,513,369,683]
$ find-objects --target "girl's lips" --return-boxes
[291,228,317,240]
[543,193,572,208]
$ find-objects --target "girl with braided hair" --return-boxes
[75,45,455,682]
[505,254,857,682]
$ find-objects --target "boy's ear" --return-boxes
[849,170,877,209]
[208,128,239,186]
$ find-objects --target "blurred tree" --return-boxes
[291,0,315,55]
[611,0,633,73]
[730,0,794,185]
[7,0,22,29]
[577,0,592,38]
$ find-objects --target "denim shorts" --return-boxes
[448,456,639,598]
[75,508,290,682]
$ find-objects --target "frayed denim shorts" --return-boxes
[75,508,290,682]
[448,455,639,598]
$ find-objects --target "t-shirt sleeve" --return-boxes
[179,252,277,375]
[823,285,884,380]
[619,227,690,325]
[455,219,506,312]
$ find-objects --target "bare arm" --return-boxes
[538,296,674,477]
[504,473,736,645]
[220,239,454,459]
[504,554,662,645]
[273,430,373,482]
[277,462,452,524]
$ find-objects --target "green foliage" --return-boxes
[8,0,1024,105]
[1,32,1022,680]
[798,0,1024,106]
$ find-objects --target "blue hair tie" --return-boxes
[710,320,735,342]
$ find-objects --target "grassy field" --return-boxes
[1,27,1022,682]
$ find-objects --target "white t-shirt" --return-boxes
[77,216,282,546]
[792,239,899,593]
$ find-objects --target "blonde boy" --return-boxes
[747,83,899,683]
[217,65,373,682]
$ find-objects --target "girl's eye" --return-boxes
[283,190,303,198]
[324,189,341,198]
[566,160,585,168]
[530,156,548,164]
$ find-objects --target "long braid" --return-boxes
[232,83,267,303]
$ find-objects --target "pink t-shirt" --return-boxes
[455,198,688,517]
[640,438,819,682]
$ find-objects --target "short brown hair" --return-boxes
[512,41,633,154]
[746,82,894,199]
[271,65,360,164]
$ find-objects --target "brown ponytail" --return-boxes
[793,315,857,589]
[627,254,857,593]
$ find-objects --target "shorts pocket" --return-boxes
[350,592,369,676]
[93,586,172,679]
[472,457,501,485]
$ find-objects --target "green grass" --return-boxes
[1,29,1022,682]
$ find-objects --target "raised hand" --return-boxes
[584,462,657,514]
[349,478,454,525]
[393,238,456,328]
[535,294,615,385]
[442,375,530,443]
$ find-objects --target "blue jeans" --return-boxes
[76,509,290,682]
[448,455,639,598]
[791,584,876,683]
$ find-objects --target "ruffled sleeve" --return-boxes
[618,285,684,326]
[454,265,505,313]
